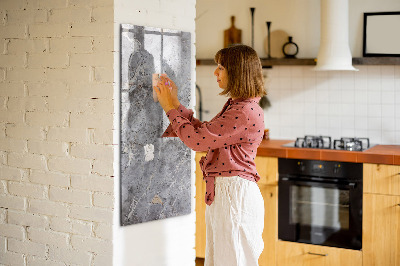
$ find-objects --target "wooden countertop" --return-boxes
[256,139,400,165]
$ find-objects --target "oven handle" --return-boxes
[280,177,357,189]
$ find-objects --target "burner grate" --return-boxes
[295,135,332,149]
[333,137,370,151]
[286,136,372,151]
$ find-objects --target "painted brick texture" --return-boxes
[0,0,114,265]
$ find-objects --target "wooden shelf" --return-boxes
[352,57,400,65]
[196,57,400,67]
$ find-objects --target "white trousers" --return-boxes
[205,176,264,266]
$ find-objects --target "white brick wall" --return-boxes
[0,0,114,265]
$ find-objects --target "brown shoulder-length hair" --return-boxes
[214,44,267,99]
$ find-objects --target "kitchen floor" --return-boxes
[195,257,204,266]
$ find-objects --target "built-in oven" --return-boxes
[278,158,363,250]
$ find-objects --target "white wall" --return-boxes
[196,0,400,145]
[196,0,400,58]
[113,1,197,266]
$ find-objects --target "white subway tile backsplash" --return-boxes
[355,116,368,130]
[382,90,395,104]
[279,78,291,89]
[368,117,382,131]
[342,117,355,129]
[291,67,303,78]
[395,119,400,131]
[367,104,382,118]
[268,78,278,90]
[292,115,305,128]
[367,91,381,105]
[367,77,381,91]
[396,131,400,144]
[382,131,396,144]
[304,102,316,115]
[396,105,400,117]
[316,103,329,116]
[304,88,316,103]
[328,71,342,81]
[316,89,329,103]
[396,89,400,104]
[381,78,395,91]
[279,126,293,138]
[291,77,304,90]
[354,89,368,104]
[304,126,317,136]
[278,67,292,78]
[354,68,367,91]
[341,89,355,104]
[327,104,339,117]
[342,128,355,137]
[394,66,400,78]
[368,130,382,143]
[341,104,355,116]
[367,66,381,76]
[196,65,400,144]
[316,70,328,79]
[355,104,368,117]
[280,114,292,127]
[303,67,316,78]
[381,66,395,77]
[382,105,395,118]
[316,115,330,128]
[328,88,341,103]
[292,92,304,103]
[382,117,396,131]
[355,128,368,138]
[329,116,342,129]
[341,71,355,81]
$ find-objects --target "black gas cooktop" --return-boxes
[282,135,375,151]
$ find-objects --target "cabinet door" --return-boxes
[363,193,400,266]
[277,241,362,266]
[255,156,278,186]
[364,164,400,196]
[259,185,278,266]
[195,152,207,258]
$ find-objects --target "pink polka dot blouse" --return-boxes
[161,97,265,206]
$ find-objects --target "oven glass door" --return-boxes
[278,177,362,250]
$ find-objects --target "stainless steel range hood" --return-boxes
[314,0,358,71]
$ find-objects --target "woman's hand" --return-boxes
[153,76,175,113]
[160,74,180,108]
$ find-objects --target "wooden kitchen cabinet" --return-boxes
[195,154,279,265]
[255,156,278,186]
[195,151,207,258]
[259,184,278,266]
[363,163,400,266]
[364,163,400,196]
[363,193,400,266]
[276,241,362,266]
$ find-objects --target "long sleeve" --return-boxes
[161,103,203,138]
[164,106,249,152]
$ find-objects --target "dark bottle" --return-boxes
[282,36,299,58]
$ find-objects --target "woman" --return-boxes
[154,44,267,266]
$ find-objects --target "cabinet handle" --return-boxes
[307,252,328,256]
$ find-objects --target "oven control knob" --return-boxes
[334,167,339,174]
[298,161,305,171]
[334,164,341,174]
